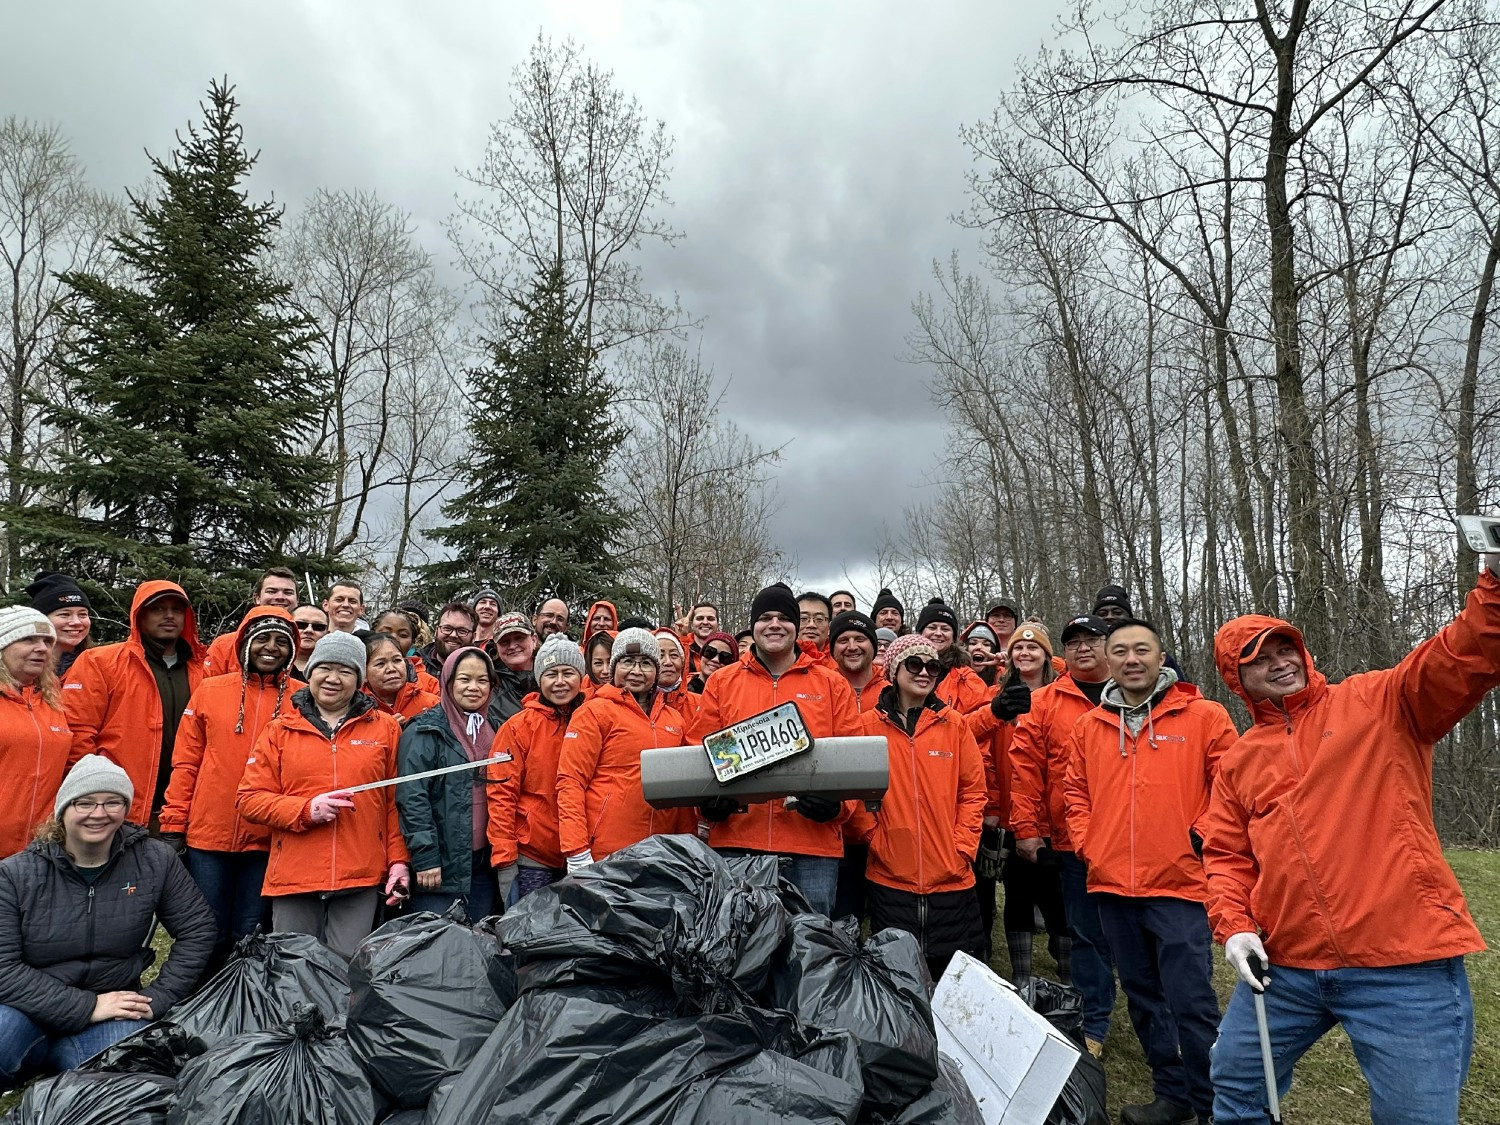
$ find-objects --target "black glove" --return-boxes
[699,797,740,823]
[990,680,1032,723]
[976,827,1002,880]
[792,794,841,823]
[1189,829,1204,858]
[159,832,187,857]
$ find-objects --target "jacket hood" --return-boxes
[583,601,618,636]
[129,579,203,659]
[1213,613,1326,721]
[1100,666,1181,716]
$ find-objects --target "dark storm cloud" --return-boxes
[1,1,1055,597]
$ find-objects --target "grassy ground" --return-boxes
[4,851,1497,1120]
[994,849,1498,1124]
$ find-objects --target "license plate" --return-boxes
[703,703,814,784]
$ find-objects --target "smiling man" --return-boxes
[322,581,365,634]
[1062,619,1237,1125]
[1203,554,1500,1125]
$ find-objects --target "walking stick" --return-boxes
[1246,953,1283,1124]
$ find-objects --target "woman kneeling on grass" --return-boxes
[0,756,214,1089]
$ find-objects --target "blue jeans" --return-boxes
[782,855,839,916]
[0,1003,150,1084]
[185,848,269,946]
[1211,957,1473,1125]
[1057,851,1115,1041]
[408,850,496,921]
[1096,895,1219,1117]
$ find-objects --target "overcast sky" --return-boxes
[3,1,1057,604]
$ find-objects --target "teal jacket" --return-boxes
[395,705,495,894]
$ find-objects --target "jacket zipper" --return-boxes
[329,726,339,891]
[85,884,96,961]
[25,695,44,834]
[1278,708,1348,964]
[1128,726,1137,896]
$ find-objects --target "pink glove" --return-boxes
[308,791,355,824]
[383,862,410,905]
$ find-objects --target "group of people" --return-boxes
[0,559,1495,1125]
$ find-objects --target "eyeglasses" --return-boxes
[901,657,944,677]
[702,647,734,663]
[71,797,127,814]
[1063,635,1104,651]
[296,621,328,632]
[437,626,475,638]
[801,613,830,625]
[617,656,655,670]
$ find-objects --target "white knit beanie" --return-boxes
[55,754,134,815]
[609,627,661,676]
[534,634,586,677]
[0,605,54,651]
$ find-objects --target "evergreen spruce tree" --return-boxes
[9,81,334,629]
[421,262,639,613]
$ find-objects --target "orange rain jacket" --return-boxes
[1008,673,1103,851]
[1062,676,1237,901]
[488,693,574,869]
[159,607,296,851]
[0,684,72,859]
[1203,575,1500,969]
[936,663,991,715]
[555,684,687,860]
[368,681,438,726]
[859,692,986,895]
[689,648,864,858]
[204,630,239,677]
[964,706,1012,827]
[408,659,441,696]
[236,694,408,895]
[62,580,206,825]
[580,601,619,644]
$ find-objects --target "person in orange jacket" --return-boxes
[489,636,588,904]
[158,606,297,966]
[363,631,438,725]
[915,599,990,714]
[858,633,987,980]
[1063,619,1238,1125]
[1010,612,1116,1053]
[203,568,299,676]
[830,611,885,714]
[653,628,698,721]
[973,621,1069,987]
[582,600,618,640]
[961,620,1005,690]
[0,609,72,860]
[686,630,738,693]
[1203,557,1500,1125]
[556,628,688,869]
[62,579,206,827]
[690,583,864,916]
[236,631,409,958]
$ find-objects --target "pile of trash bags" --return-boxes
[2,835,1103,1124]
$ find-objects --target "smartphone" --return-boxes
[1457,515,1500,553]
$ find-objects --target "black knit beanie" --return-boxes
[829,610,877,649]
[871,588,904,620]
[916,597,959,633]
[1092,584,1132,616]
[750,582,800,629]
[27,571,92,616]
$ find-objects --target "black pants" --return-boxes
[866,880,985,983]
[1000,844,1070,985]
[833,843,868,922]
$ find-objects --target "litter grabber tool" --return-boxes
[1247,952,1283,1125]
[335,754,511,795]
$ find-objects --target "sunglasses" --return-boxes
[901,657,943,678]
[296,621,329,632]
[702,647,734,662]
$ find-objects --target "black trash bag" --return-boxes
[498,835,787,1013]
[348,902,517,1108]
[879,1054,985,1125]
[425,994,860,1125]
[2,1071,176,1125]
[168,1002,380,1125]
[765,914,939,1115]
[1025,978,1085,1046]
[162,928,350,1052]
[1045,1054,1108,1125]
[80,1021,201,1077]
[379,1114,426,1125]
[721,852,815,915]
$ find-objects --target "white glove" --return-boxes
[1483,552,1500,578]
[565,850,594,875]
[1225,931,1270,992]
[495,862,519,900]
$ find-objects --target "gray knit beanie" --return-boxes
[534,634,586,678]
[55,754,134,815]
[305,630,368,680]
[609,627,661,676]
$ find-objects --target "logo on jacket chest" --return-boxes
[121,882,137,895]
